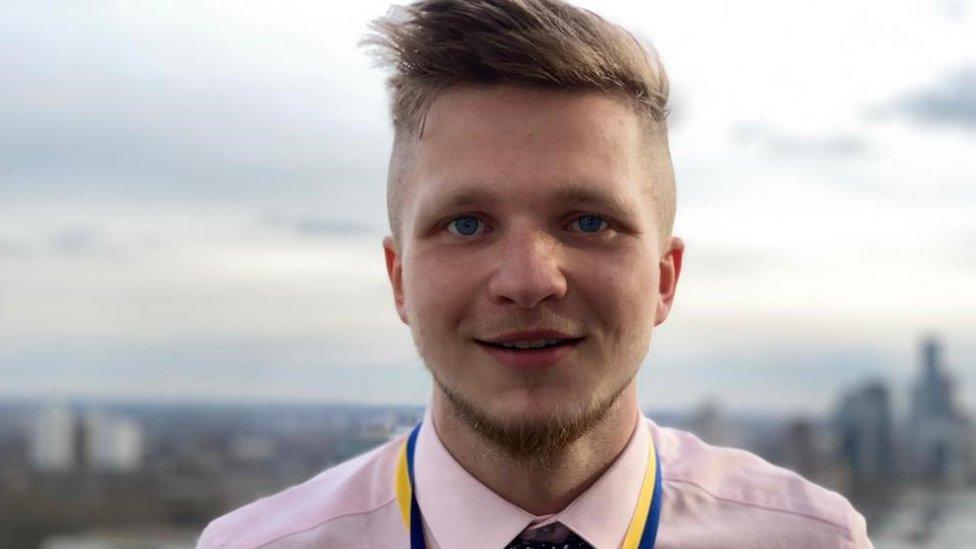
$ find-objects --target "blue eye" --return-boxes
[571,214,607,233]
[449,216,482,236]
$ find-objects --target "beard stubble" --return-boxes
[431,366,634,468]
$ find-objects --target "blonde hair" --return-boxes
[364,0,674,242]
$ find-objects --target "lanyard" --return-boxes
[394,423,662,549]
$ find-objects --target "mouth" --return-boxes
[474,337,583,351]
[473,331,584,369]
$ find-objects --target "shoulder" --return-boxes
[196,434,405,549]
[651,422,872,548]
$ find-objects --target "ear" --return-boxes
[655,236,684,326]
[383,236,409,325]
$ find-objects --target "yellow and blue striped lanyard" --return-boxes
[395,423,663,548]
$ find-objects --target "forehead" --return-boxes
[407,86,652,213]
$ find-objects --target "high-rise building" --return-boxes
[909,336,970,482]
[688,399,732,447]
[834,381,894,492]
[30,401,76,472]
[84,412,144,472]
[913,338,955,419]
[782,419,820,480]
[30,404,144,474]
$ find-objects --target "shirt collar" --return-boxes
[413,409,650,549]
[556,412,649,548]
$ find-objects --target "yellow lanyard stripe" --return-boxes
[621,436,658,548]
[395,441,413,528]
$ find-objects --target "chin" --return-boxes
[500,393,585,423]
[438,375,625,463]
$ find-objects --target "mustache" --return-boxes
[471,310,586,338]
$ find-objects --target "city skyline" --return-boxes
[2,335,971,546]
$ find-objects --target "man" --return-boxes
[198,0,873,547]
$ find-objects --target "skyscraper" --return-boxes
[909,336,970,482]
[84,411,143,472]
[30,401,75,472]
[834,381,894,492]
[30,403,144,474]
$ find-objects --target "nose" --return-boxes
[487,228,568,308]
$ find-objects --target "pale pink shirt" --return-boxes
[198,413,873,548]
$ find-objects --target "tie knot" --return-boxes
[506,522,592,549]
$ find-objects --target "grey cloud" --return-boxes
[0,87,390,201]
[881,66,976,130]
[53,227,139,262]
[292,218,375,236]
[263,211,379,237]
[729,122,869,159]
[0,236,31,259]
[50,227,99,256]
[0,226,162,262]
[0,339,429,405]
[46,226,149,261]
[0,3,391,202]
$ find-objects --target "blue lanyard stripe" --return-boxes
[405,425,426,549]
[638,451,663,548]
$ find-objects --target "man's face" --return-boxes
[384,86,682,432]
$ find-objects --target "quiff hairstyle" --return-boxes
[364,0,675,245]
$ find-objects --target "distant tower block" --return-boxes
[84,412,144,472]
[834,381,894,492]
[923,338,940,372]
[31,401,75,472]
[30,403,144,474]
[910,336,969,483]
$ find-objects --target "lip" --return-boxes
[480,329,580,344]
[474,330,584,370]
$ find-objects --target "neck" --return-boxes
[430,382,640,515]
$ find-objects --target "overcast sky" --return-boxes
[2,0,974,416]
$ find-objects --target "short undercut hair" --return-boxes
[364,0,675,244]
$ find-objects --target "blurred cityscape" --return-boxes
[1,336,972,548]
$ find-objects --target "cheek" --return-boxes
[573,248,659,339]
[577,250,658,371]
[402,251,481,334]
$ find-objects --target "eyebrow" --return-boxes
[551,184,640,220]
[423,182,640,221]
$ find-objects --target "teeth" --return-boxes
[499,338,563,349]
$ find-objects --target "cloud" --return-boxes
[50,227,99,256]
[0,339,429,405]
[938,0,968,19]
[46,226,145,261]
[729,122,869,159]
[0,225,151,262]
[0,87,390,201]
[882,66,976,130]
[0,236,30,259]
[0,2,392,202]
[263,211,378,237]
